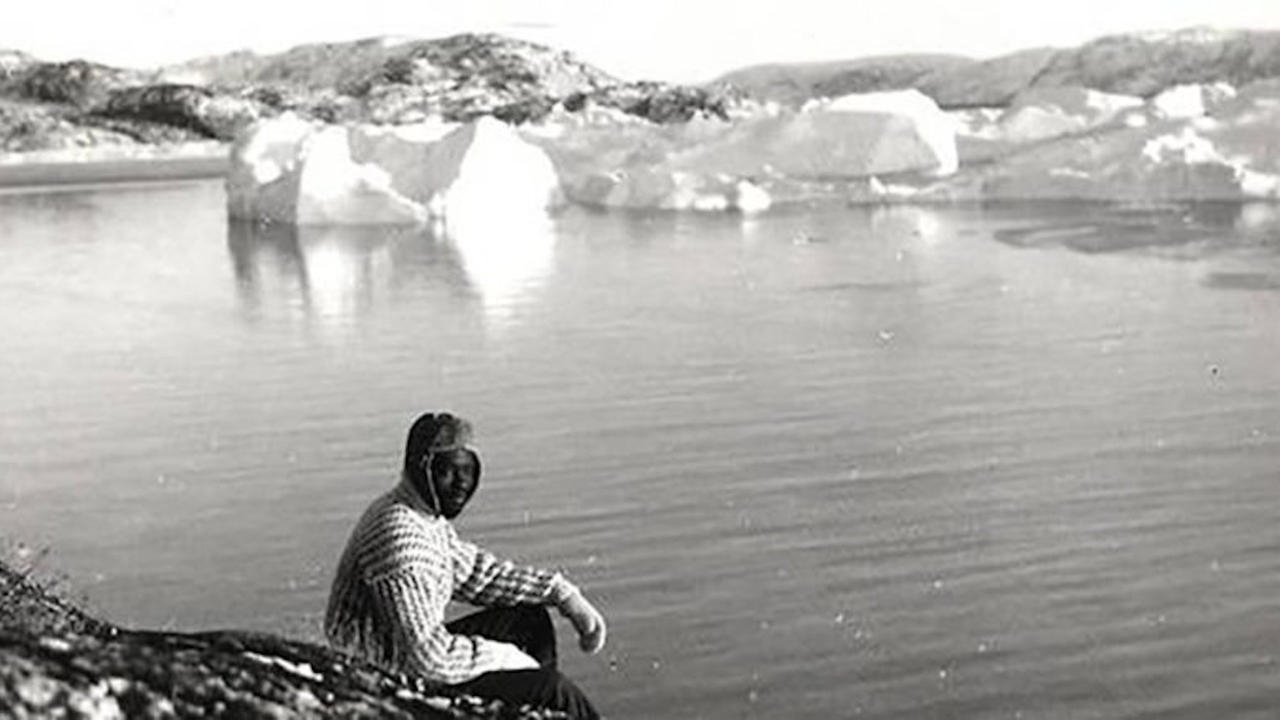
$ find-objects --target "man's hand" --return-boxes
[558,588,607,654]
[490,641,540,671]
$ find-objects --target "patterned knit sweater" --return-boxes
[324,478,570,684]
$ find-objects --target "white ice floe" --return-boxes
[1151,83,1237,120]
[227,115,560,225]
[937,80,1280,201]
[998,87,1143,143]
[825,90,958,176]
[1141,127,1227,165]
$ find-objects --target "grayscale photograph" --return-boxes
[2,1,1279,718]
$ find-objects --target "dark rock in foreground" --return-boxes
[0,558,561,719]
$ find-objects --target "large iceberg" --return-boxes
[544,89,957,212]
[925,80,1280,201]
[667,89,957,178]
[227,115,561,225]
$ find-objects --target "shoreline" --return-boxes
[2,145,1278,207]
[0,555,546,719]
[0,143,230,190]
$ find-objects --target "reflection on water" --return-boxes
[435,208,558,328]
[227,221,397,327]
[226,210,557,335]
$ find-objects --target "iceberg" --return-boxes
[1151,83,1237,120]
[929,80,1280,201]
[545,89,955,212]
[564,167,772,213]
[227,115,561,225]
[997,87,1143,143]
[665,89,957,178]
[824,90,958,176]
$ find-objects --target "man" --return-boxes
[325,411,607,719]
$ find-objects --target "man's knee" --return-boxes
[514,605,557,666]
[516,604,554,637]
[460,668,599,720]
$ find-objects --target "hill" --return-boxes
[711,54,973,105]
[0,33,734,152]
[711,27,1280,108]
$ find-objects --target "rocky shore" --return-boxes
[0,33,733,153]
[0,557,561,719]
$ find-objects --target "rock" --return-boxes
[577,81,734,123]
[227,115,560,225]
[170,33,622,125]
[2,33,746,158]
[0,557,561,719]
[0,49,37,80]
[11,60,146,108]
[0,553,114,638]
[97,83,267,140]
[0,100,139,152]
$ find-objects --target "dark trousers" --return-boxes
[446,605,601,720]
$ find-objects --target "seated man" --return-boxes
[325,412,607,719]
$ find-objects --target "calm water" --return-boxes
[2,181,1279,719]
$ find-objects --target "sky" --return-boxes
[5,0,1280,83]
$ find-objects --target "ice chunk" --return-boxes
[826,90,958,176]
[567,167,771,213]
[998,87,1143,143]
[228,116,561,225]
[294,127,427,225]
[428,117,563,219]
[666,89,957,178]
[931,79,1280,202]
[1152,83,1237,120]
[226,113,314,222]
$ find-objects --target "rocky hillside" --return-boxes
[712,27,1280,108]
[0,33,735,152]
[0,556,557,719]
[710,54,973,105]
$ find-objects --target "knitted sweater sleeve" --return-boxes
[362,514,520,684]
[448,525,565,607]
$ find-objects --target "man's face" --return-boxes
[425,448,481,519]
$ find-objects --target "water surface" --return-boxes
[2,183,1279,719]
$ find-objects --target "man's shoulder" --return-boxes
[355,491,427,535]
[351,490,449,561]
